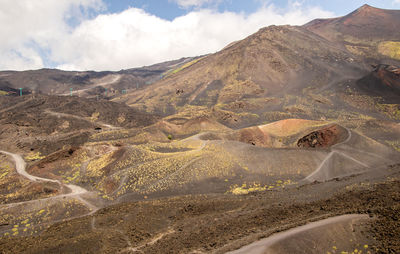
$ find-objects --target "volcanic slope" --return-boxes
[0,95,158,154]
[113,5,400,155]
[116,6,400,132]
[16,119,397,203]
[305,4,400,62]
[116,25,364,121]
[0,57,199,99]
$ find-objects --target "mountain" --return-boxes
[115,5,400,133]
[305,4,400,62]
[305,4,400,41]
[0,57,200,98]
[116,26,361,119]
[0,5,400,254]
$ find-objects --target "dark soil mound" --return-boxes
[237,127,270,147]
[356,64,400,103]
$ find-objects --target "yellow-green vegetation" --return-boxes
[343,35,378,57]
[262,111,292,122]
[219,79,263,103]
[90,112,100,122]
[172,105,209,119]
[62,150,88,183]
[327,243,372,254]
[340,92,376,111]
[376,103,400,120]
[1,198,90,238]
[230,183,267,195]
[60,120,70,129]
[345,182,371,191]
[110,141,238,197]
[229,180,295,195]
[345,45,373,56]
[386,140,400,152]
[87,151,115,178]
[90,129,133,142]
[378,41,400,60]
[1,156,61,204]
[0,90,9,96]
[117,114,126,123]
[0,160,39,204]
[213,107,260,125]
[323,109,375,122]
[25,152,45,161]
[0,163,10,181]
[165,57,205,77]
[215,98,277,113]
[65,170,80,183]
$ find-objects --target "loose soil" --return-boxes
[0,164,398,254]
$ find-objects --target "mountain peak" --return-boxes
[360,4,372,9]
[351,4,385,16]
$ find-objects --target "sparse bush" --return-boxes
[167,134,173,140]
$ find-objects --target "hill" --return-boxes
[0,57,200,99]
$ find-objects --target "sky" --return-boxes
[0,0,399,71]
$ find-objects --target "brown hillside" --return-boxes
[305,5,400,61]
[305,5,400,41]
[116,25,363,117]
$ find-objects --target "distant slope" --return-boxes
[0,57,199,98]
[304,4,400,62]
[0,95,158,154]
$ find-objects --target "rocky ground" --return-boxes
[0,163,398,253]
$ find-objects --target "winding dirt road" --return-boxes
[44,110,119,130]
[0,150,97,212]
[61,74,121,96]
[304,128,371,182]
[227,214,369,254]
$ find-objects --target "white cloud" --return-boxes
[0,1,334,71]
[172,0,221,8]
[0,0,103,70]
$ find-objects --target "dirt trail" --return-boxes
[119,228,175,253]
[227,214,369,254]
[0,98,33,113]
[45,110,119,129]
[303,128,372,182]
[91,217,135,252]
[61,75,121,96]
[0,150,98,212]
